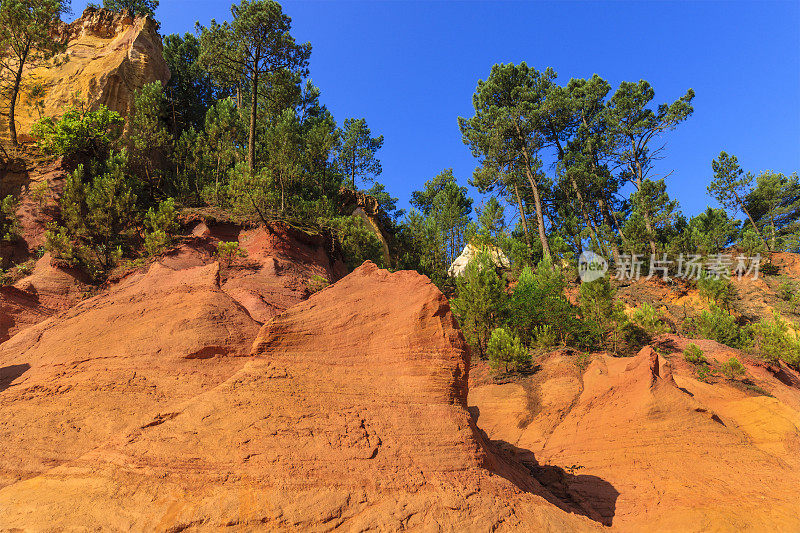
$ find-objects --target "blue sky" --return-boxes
[73,0,800,219]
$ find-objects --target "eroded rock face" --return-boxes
[0,262,597,531]
[0,261,259,489]
[470,343,800,531]
[14,7,169,136]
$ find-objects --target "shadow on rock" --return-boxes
[0,363,30,393]
[487,437,619,526]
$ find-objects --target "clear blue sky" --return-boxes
[73,0,800,219]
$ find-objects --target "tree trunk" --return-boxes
[568,172,604,254]
[515,124,552,262]
[598,195,622,264]
[735,190,770,252]
[8,46,29,146]
[633,171,658,255]
[247,69,259,171]
[527,172,552,262]
[513,181,532,248]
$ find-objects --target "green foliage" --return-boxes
[683,343,707,365]
[215,240,243,267]
[0,195,20,241]
[143,198,178,256]
[407,168,473,275]
[697,272,737,311]
[578,275,632,352]
[0,0,69,144]
[507,260,579,347]
[162,32,218,136]
[696,363,713,382]
[306,274,329,294]
[629,303,669,338]
[532,324,558,350]
[337,117,384,189]
[744,171,800,253]
[330,216,385,270]
[689,305,750,350]
[32,104,123,162]
[708,151,769,251]
[198,0,311,169]
[129,82,172,195]
[487,327,530,373]
[102,0,158,18]
[739,226,767,256]
[720,357,746,380]
[46,151,137,275]
[451,251,506,358]
[687,207,740,255]
[749,312,800,367]
[778,277,797,302]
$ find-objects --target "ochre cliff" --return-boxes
[12,7,169,137]
[0,262,598,531]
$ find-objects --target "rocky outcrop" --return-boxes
[0,261,260,489]
[339,188,392,265]
[448,243,510,277]
[469,343,800,530]
[0,262,597,531]
[13,7,169,136]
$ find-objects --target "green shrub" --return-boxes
[330,215,386,270]
[690,305,751,350]
[739,226,767,256]
[0,195,19,241]
[698,272,736,310]
[451,251,506,359]
[720,357,746,380]
[507,260,580,347]
[683,343,707,365]
[749,312,800,367]
[306,274,329,294]
[696,362,713,382]
[143,198,178,257]
[532,324,558,350]
[579,275,631,353]
[629,303,669,338]
[487,327,530,373]
[44,223,81,267]
[215,241,243,267]
[32,103,123,161]
[44,152,137,276]
[778,277,796,302]
[29,181,50,208]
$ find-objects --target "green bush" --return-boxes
[451,251,506,359]
[698,272,736,310]
[720,357,746,380]
[306,274,329,294]
[690,305,751,350]
[507,260,580,347]
[683,343,707,365]
[487,327,530,373]
[215,241,243,267]
[579,275,633,353]
[143,198,178,257]
[532,324,558,350]
[696,362,713,382]
[629,303,669,338]
[739,226,767,256]
[330,215,386,270]
[32,104,123,161]
[0,195,20,241]
[749,312,800,367]
[778,277,796,302]
[45,151,137,276]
